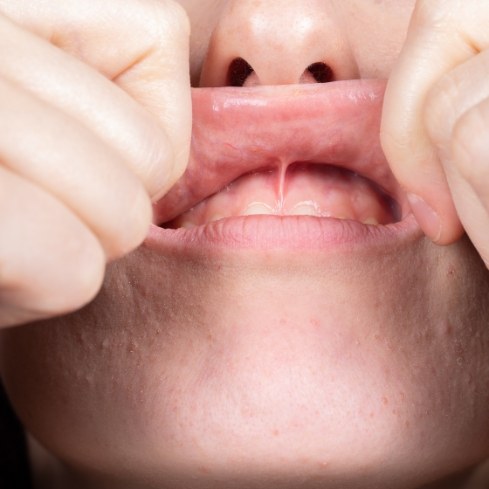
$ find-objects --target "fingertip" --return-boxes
[105,183,153,262]
[408,192,463,245]
[407,193,442,242]
[381,112,463,246]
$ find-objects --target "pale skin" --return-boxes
[1,1,489,488]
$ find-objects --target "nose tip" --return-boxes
[199,0,359,87]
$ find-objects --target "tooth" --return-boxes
[290,202,320,216]
[243,202,274,216]
[179,219,197,229]
[363,217,380,226]
[208,214,226,223]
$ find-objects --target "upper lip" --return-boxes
[153,79,407,226]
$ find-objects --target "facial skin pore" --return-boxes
[2,2,489,489]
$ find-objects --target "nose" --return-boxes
[199,0,359,87]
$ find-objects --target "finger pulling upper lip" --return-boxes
[153,79,407,226]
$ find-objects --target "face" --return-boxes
[2,1,489,488]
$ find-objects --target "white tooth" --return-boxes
[243,202,274,216]
[363,217,380,226]
[208,214,226,223]
[290,201,320,216]
[179,219,197,229]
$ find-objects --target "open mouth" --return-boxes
[166,163,400,229]
[151,80,414,249]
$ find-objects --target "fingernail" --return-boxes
[407,193,442,242]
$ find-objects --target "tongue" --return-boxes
[155,80,405,226]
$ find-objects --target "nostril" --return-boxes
[307,62,334,83]
[228,57,254,87]
[227,58,334,87]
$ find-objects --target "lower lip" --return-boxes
[145,214,422,255]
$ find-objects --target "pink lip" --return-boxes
[146,215,420,254]
[146,80,421,254]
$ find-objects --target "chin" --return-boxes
[2,233,489,489]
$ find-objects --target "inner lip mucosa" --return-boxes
[163,162,401,230]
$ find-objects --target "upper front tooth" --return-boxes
[243,202,274,216]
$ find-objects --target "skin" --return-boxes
[1,0,489,488]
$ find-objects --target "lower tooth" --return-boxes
[362,217,380,226]
[209,214,226,223]
[243,202,275,216]
[290,202,320,216]
[180,220,197,229]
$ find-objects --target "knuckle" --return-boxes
[134,0,190,42]
[159,0,191,38]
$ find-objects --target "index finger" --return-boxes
[381,0,489,244]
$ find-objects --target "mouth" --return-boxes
[149,80,417,251]
[165,162,400,229]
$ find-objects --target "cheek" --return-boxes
[1,237,489,484]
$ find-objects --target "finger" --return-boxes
[424,49,489,161]
[448,96,489,267]
[0,165,105,328]
[381,0,489,244]
[0,0,192,198]
[423,50,489,265]
[0,77,152,261]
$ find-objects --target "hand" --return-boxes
[0,0,191,327]
[381,0,489,264]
